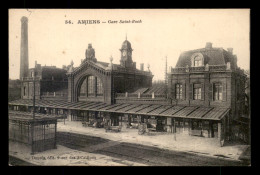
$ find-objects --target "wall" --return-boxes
[168,71,233,108]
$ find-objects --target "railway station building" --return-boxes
[9,17,249,147]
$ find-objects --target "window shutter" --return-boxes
[201,83,204,100]
[208,83,213,101]
[222,81,227,101]
[189,83,193,100]
[172,83,176,100]
[182,83,186,100]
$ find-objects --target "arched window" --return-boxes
[191,53,204,67]
[88,76,95,96]
[80,79,87,96]
[194,56,202,67]
[79,75,103,98]
[96,78,103,95]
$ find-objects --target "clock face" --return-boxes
[122,51,127,56]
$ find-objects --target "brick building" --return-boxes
[9,17,249,147]
[67,42,153,104]
[21,61,68,101]
[167,42,247,141]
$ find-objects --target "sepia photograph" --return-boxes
[8,9,250,166]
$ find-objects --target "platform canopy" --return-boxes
[9,99,230,121]
[9,110,64,124]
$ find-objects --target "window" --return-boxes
[213,83,223,101]
[80,79,87,96]
[87,76,95,96]
[96,77,103,95]
[194,56,202,67]
[176,84,182,99]
[193,84,201,100]
[24,86,26,96]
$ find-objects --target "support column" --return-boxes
[128,114,132,126]
[218,122,224,147]
[54,122,57,149]
[86,111,89,122]
[31,123,34,155]
[188,119,191,136]
[68,109,72,121]
[208,121,211,138]
[173,118,176,141]
[167,117,172,133]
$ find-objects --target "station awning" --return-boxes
[9,99,230,121]
[9,110,64,123]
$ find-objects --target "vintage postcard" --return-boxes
[8,9,250,166]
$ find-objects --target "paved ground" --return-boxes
[56,132,247,166]
[8,120,250,166]
[57,121,250,161]
[9,140,147,166]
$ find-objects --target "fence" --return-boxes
[116,93,166,99]
[42,92,67,97]
[9,116,57,153]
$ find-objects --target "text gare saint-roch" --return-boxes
[65,20,142,24]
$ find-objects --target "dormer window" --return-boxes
[194,56,202,67]
[191,53,204,67]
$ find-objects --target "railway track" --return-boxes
[56,132,246,166]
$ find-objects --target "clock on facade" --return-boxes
[123,51,127,56]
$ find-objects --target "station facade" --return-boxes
[9,17,249,147]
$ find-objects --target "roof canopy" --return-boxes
[9,99,229,121]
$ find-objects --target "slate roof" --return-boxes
[175,47,235,68]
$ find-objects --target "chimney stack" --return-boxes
[227,48,233,54]
[20,16,29,80]
[205,42,212,49]
[140,63,144,71]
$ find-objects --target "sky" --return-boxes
[9,9,250,81]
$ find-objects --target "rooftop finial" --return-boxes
[110,55,113,63]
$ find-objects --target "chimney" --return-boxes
[205,42,212,49]
[20,16,29,80]
[233,55,238,69]
[227,48,233,54]
[133,62,136,69]
[140,63,144,71]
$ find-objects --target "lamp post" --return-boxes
[33,72,35,119]
[31,72,36,155]
[110,56,114,104]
